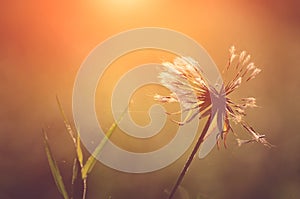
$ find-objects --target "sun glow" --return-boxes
[98,0,154,12]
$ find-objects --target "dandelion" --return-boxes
[155,46,272,199]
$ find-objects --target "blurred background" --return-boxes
[0,0,300,199]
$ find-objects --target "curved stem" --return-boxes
[168,114,212,199]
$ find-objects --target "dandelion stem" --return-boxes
[168,114,212,199]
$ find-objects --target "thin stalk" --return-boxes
[168,114,212,199]
[82,179,87,199]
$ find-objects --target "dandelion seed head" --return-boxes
[229,45,236,56]
[246,62,255,71]
[155,46,272,151]
[232,114,242,124]
[251,68,262,77]
[242,97,257,108]
[232,77,242,90]
[239,51,247,63]
[242,54,251,66]
[154,94,177,103]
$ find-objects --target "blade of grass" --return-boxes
[56,97,87,199]
[57,96,83,167]
[71,158,79,188]
[56,95,76,145]
[81,107,128,180]
[76,133,84,167]
[70,158,78,199]
[43,129,69,199]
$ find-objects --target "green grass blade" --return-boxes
[57,96,84,167]
[71,158,79,186]
[76,133,84,167]
[56,95,76,145]
[70,158,78,199]
[81,107,128,179]
[43,129,69,199]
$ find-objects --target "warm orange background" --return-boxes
[1,1,300,199]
